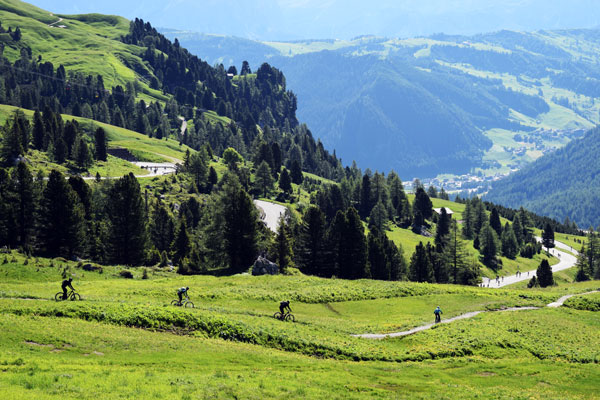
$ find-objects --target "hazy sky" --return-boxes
[29,0,600,40]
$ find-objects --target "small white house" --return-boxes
[433,207,454,216]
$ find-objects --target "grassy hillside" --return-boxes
[0,0,159,93]
[0,104,191,176]
[0,254,599,399]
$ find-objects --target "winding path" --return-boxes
[485,238,578,288]
[354,290,599,339]
[254,200,287,232]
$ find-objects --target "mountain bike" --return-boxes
[171,298,194,308]
[273,311,295,322]
[55,290,81,301]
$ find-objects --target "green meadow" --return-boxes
[0,253,598,399]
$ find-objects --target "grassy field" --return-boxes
[0,252,599,399]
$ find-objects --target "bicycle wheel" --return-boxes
[171,300,180,306]
[273,312,282,320]
[285,313,295,322]
[55,292,64,301]
[184,301,194,308]
[71,293,81,301]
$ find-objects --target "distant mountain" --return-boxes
[485,126,600,228]
[164,29,600,177]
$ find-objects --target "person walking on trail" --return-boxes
[279,300,292,319]
[434,306,442,323]
[61,278,75,300]
[177,286,189,304]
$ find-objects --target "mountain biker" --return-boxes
[61,278,75,300]
[279,300,292,319]
[177,287,189,304]
[434,306,442,323]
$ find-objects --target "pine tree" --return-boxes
[536,259,554,287]
[443,220,469,284]
[368,201,388,232]
[414,187,433,221]
[106,173,148,266]
[489,208,502,236]
[11,161,34,246]
[254,160,274,197]
[479,223,500,270]
[1,113,24,166]
[409,242,434,283]
[368,227,389,280]
[37,170,85,257]
[512,214,524,245]
[542,223,555,252]
[94,127,107,161]
[359,174,373,218]
[296,206,330,276]
[574,244,590,282]
[271,214,293,273]
[171,220,190,266]
[290,159,303,184]
[278,167,292,194]
[32,110,45,150]
[215,173,259,273]
[343,207,369,279]
[501,223,519,259]
[462,199,474,239]
[434,207,451,250]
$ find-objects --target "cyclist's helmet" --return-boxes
[186,287,189,290]
[69,278,73,282]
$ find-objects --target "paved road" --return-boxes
[254,200,287,232]
[178,117,187,136]
[354,291,599,339]
[484,239,578,288]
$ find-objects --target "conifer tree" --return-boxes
[434,207,451,250]
[254,160,274,197]
[501,223,519,259]
[479,223,500,270]
[443,220,469,283]
[359,174,373,218]
[297,206,330,276]
[414,187,433,221]
[11,161,34,246]
[489,208,502,236]
[368,201,388,232]
[536,259,554,287]
[271,214,293,273]
[278,167,292,194]
[409,242,434,283]
[94,127,107,161]
[171,220,190,266]
[37,170,85,257]
[575,244,590,282]
[368,227,389,280]
[542,223,555,252]
[213,172,259,272]
[107,173,148,266]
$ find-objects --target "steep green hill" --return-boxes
[486,126,600,228]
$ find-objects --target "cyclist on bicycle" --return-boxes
[177,286,190,304]
[434,306,442,323]
[279,300,292,319]
[61,278,75,300]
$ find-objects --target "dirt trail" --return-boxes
[354,291,599,339]
[485,239,577,288]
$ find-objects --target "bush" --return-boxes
[119,270,134,279]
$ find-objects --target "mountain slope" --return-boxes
[165,29,600,178]
[485,126,600,228]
